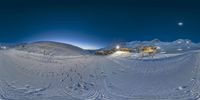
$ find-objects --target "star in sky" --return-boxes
[178,22,183,26]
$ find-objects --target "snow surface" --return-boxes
[15,41,87,56]
[0,40,200,100]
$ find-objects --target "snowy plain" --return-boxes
[0,40,200,100]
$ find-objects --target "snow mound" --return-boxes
[14,41,86,56]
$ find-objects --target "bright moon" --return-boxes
[178,22,183,26]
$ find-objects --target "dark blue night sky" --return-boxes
[0,0,200,49]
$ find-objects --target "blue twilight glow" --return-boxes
[29,38,103,50]
[25,31,105,49]
[0,1,200,49]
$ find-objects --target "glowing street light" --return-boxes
[116,45,120,49]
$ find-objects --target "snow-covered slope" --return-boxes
[15,41,86,56]
[0,40,200,100]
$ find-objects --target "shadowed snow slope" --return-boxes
[15,41,86,56]
[1,40,200,100]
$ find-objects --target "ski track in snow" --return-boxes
[0,48,200,100]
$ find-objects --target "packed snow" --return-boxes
[0,40,200,100]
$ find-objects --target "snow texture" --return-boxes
[0,40,200,100]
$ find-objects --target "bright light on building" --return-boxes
[116,45,120,49]
[156,46,161,49]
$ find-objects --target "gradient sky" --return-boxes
[0,0,200,49]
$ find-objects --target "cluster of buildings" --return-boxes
[95,45,160,55]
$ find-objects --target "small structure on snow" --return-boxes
[137,46,160,55]
[95,45,131,55]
